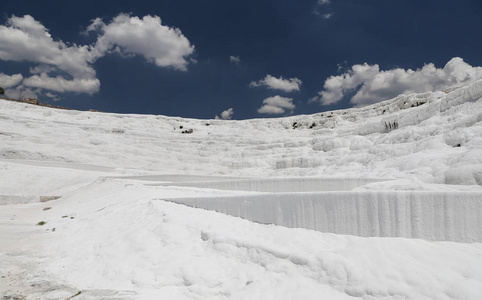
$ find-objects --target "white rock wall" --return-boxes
[168,191,482,242]
[155,178,388,192]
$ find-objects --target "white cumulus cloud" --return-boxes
[257,95,295,115]
[230,56,241,64]
[87,14,195,71]
[250,75,302,93]
[22,74,101,94]
[0,73,23,88]
[0,14,195,98]
[312,57,482,106]
[215,108,234,120]
[4,87,39,100]
[321,13,333,19]
[0,15,99,94]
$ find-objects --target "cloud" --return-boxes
[3,85,60,101]
[87,14,194,71]
[250,75,302,92]
[22,73,101,93]
[4,87,39,100]
[257,95,295,114]
[321,13,333,19]
[230,56,241,64]
[0,15,99,94]
[314,0,333,19]
[313,11,333,19]
[0,73,23,88]
[0,14,195,98]
[312,57,482,106]
[45,92,60,101]
[215,108,234,120]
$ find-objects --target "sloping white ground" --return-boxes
[1,79,481,183]
[1,171,482,299]
[1,80,482,299]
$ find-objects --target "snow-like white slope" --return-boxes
[1,80,482,299]
[0,79,481,183]
[2,174,482,299]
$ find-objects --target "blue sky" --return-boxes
[1,0,482,119]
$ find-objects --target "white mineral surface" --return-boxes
[1,80,482,299]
